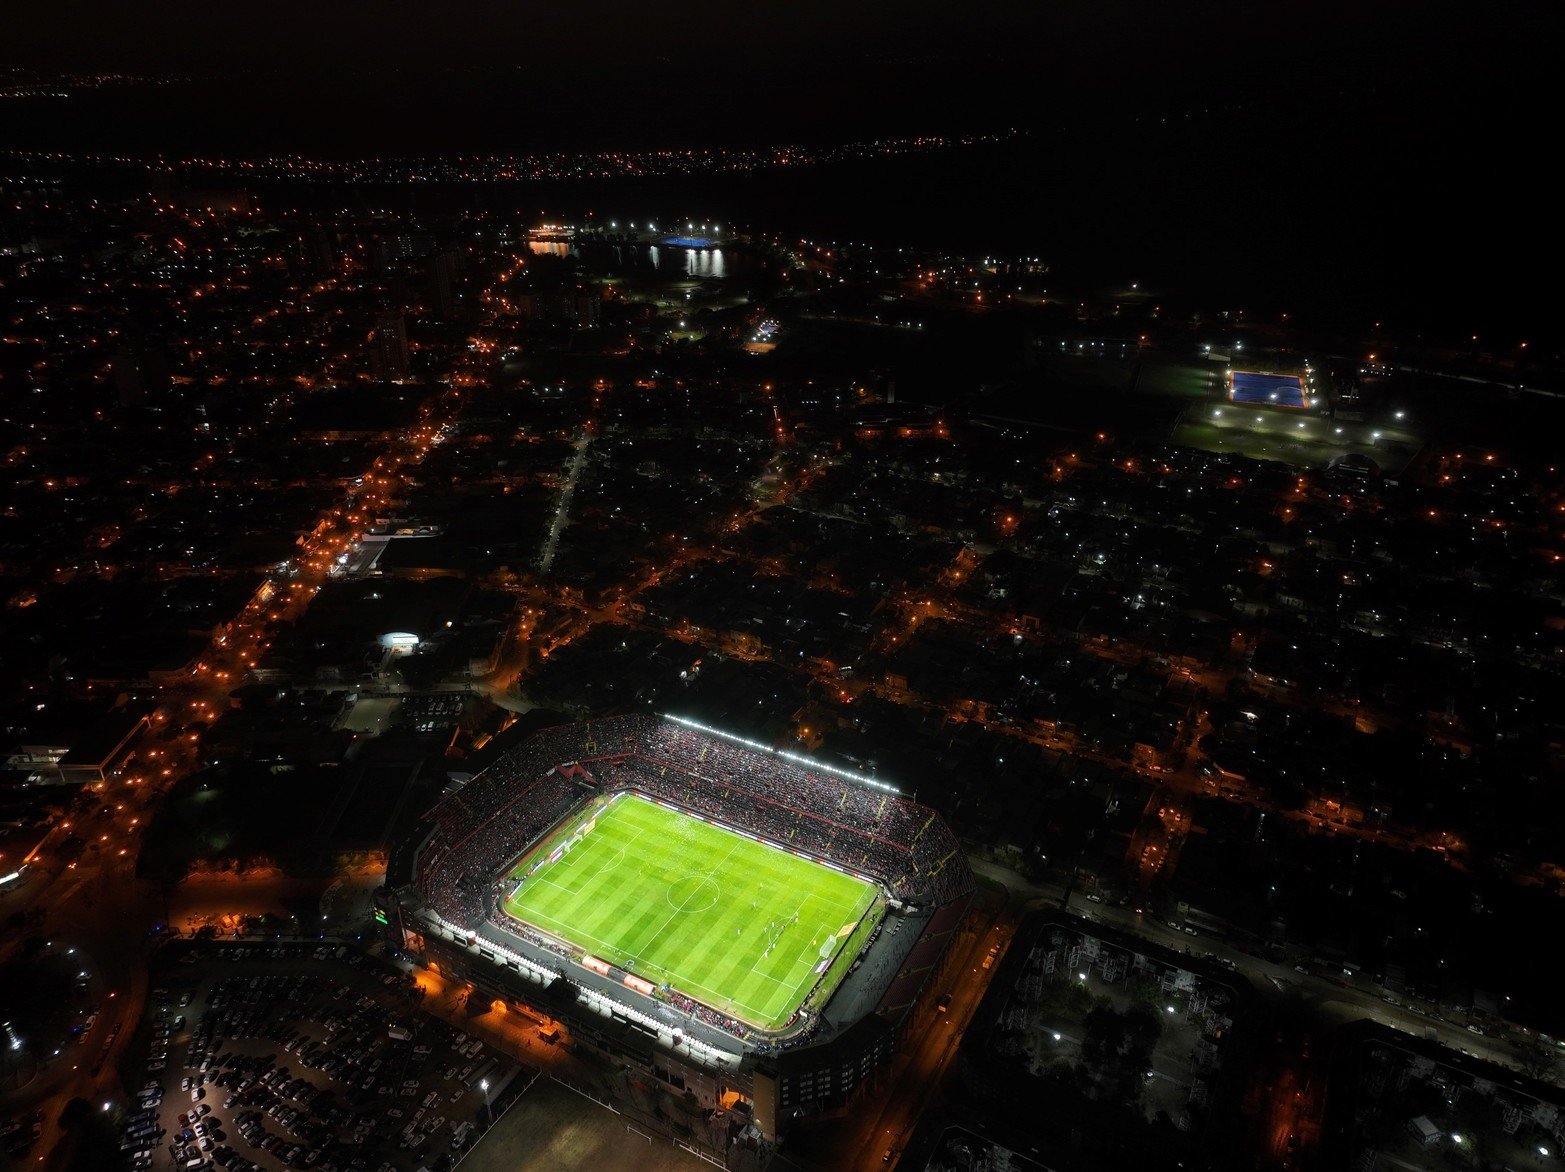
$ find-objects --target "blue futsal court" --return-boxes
[1229,370,1308,408]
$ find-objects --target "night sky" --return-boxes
[2,0,1559,338]
[5,1,1554,147]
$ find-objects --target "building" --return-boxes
[428,249,459,318]
[370,311,410,382]
[376,714,972,1146]
[4,705,150,785]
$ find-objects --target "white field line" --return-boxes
[503,798,881,1027]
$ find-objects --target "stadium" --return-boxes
[377,714,973,1142]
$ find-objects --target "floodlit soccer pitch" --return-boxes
[500,794,881,1031]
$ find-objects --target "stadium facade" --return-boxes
[376,714,974,1142]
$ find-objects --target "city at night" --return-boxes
[1,3,1562,1171]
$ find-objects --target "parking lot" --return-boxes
[118,942,522,1172]
[0,1107,44,1162]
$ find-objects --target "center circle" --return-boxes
[667,875,720,913]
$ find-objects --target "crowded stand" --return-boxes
[412,721,611,908]
[592,715,970,905]
[665,990,755,1040]
[419,766,581,928]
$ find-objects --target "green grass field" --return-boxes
[500,794,879,1031]
[1171,402,1422,471]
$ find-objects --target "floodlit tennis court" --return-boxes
[501,794,880,1031]
[1230,370,1308,408]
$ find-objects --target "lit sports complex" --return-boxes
[1227,368,1311,409]
[377,714,973,1141]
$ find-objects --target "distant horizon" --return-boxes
[2,6,1557,348]
[5,131,1554,350]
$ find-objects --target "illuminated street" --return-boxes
[2,11,1561,1171]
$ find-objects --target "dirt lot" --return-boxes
[460,1078,709,1172]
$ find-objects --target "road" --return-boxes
[823,892,1015,1172]
[0,263,504,1166]
[965,857,1553,1083]
[538,430,592,575]
[1,821,161,1167]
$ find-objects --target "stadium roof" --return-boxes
[664,713,900,794]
